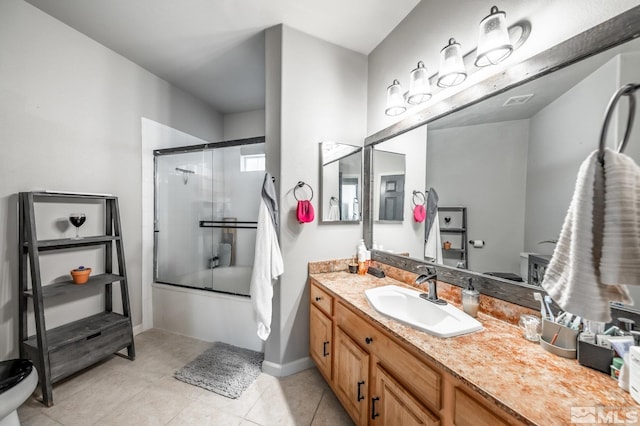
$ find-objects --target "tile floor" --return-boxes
[18,329,353,425]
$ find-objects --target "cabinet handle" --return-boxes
[357,380,365,401]
[315,296,322,302]
[365,337,373,344]
[323,341,329,357]
[371,396,380,419]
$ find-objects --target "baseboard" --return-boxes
[132,323,145,336]
[262,356,315,377]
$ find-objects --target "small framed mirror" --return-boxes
[319,142,362,223]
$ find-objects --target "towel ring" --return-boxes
[294,181,314,201]
[598,83,640,164]
[411,190,426,207]
[330,196,338,206]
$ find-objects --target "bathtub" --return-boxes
[152,265,262,352]
[174,265,253,296]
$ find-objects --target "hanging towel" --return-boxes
[413,205,426,223]
[262,173,279,232]
[424,188,443,264]
[250,173,284,340]
[600,149,640,286]
[542,149,638,322]
[296,200,315,223]
[327,204,340,221]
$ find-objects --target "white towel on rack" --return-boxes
[600,148,640,286]
[542,149,639,322]
[250,174,284,340]
[424,188,443,264]
[424,211,443,264]
[327,204,340,221]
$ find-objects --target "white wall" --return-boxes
[263,25,367,372]
[367,0,640,135]
[0,0,223,360]
[524,56,619,253]
[223,109,266,140]
[427,120,529,273]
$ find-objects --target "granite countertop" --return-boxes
[310,271,639,426]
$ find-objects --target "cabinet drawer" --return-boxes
[311,283,333,316]
[336,301,382,351]
[50,321,132,382]
[336,302,442,411]
[454,387,509,426]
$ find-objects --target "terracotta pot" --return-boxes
[443,241,452,250]
[70,267,92,284]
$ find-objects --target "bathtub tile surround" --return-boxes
[18,329,352,426]
[309,259,539,325]
[311,270,638,424]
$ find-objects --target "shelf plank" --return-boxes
[23,311,130,352]
[31,191,116,200]
[24,235,120,251]
[437,206,465,211]
[443,248,466,253]
[440,228,466,233]
[24,274,124,299]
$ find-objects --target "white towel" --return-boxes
[542,149,638,322]
[600,149,640,286]
[327,204,340,221]
[250,178,284,340]
[424,211,443,264]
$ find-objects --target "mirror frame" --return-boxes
[363,6,640,313]
[318,142,363,224]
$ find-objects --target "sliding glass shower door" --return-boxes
[154,141,265,296]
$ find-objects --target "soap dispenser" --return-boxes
[462,278,480,317]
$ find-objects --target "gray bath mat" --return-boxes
[174,342,264,399]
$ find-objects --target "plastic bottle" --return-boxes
[462,278,480,317]
[357,249,367,275]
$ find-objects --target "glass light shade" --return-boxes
[407,61,432,105]
[385,79,406,116]
[475,6,513,67]
[437,38,467,88]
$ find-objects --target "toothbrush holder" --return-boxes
[540,319,579,359]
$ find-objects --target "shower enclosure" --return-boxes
[154,137,265,297]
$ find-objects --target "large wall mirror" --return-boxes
[363,7,640,312]
[320,142,362,223]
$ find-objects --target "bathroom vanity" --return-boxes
[309,265,638,425]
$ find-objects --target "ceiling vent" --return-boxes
[503,94,534,107]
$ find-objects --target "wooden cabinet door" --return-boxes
[334,327,369,425]
[372,364,440,426]
[310,304,333,381]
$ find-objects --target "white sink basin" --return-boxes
[364,285,483,338]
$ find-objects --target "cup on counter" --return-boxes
[519,314,541,342]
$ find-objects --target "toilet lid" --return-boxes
[0,359,33,394]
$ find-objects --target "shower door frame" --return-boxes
[152,136,266,291]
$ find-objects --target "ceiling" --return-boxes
[25,0,420,114]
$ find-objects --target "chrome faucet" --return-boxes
[416,267,447,305]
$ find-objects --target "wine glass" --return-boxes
[69,213,86,239]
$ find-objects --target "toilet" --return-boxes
[0,359,38,426]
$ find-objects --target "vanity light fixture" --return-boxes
[437,38,467,88]
[407,61,432,105]
[384,5,523,116]
[385,79,407,116]
[475,6,513,67]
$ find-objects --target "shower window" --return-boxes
[154,138,265,297]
